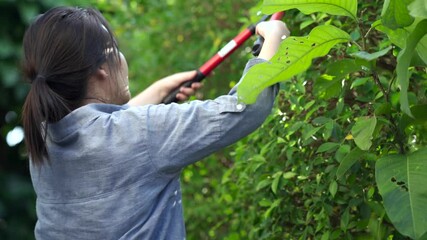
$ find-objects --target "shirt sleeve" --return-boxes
[142,58,279,174]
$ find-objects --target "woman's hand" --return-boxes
[256,20,290,60]
[157,71,203,102]
[128,70,203,106]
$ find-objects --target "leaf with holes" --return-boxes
[376,148,427,239]
[237,25,350,103]
[262,0,358,21]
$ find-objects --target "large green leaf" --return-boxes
[399,104,427,130]
[237,25,350,103]
[397,19,427,118]
[376,148,427,239]
[381,0,415,29]
[351,116,377,151]
[374,19,427,65]
[262,0,358,21]
[408,0,427,18]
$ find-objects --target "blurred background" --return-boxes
[0,0,258,239]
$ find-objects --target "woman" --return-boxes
[22,6,289,240]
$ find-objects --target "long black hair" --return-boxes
[22,7,121,165]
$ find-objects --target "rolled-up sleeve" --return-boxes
[144,58,279,174]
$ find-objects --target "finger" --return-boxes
[172,70,197,84]
[179,87,195,96]
[176,93,188,101]
[191,82,203,90]
[255,21,266,36]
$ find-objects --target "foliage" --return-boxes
[220,0,426,239]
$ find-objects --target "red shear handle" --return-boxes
[162,12,284,104]
[162,23,258,104]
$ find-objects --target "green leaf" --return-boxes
[408,0,427,18]
[374,102,393,116]
[397,19,427,118]
[406,19,427,65]
[256,179,271,191]
[303,126,321,140]
[374,19,427,65]
[238,25,350,103]
[317,142,340,153]
[381,0,415,29]
[340,208,350,231]
[314,59,363,99]
[373,20,407,48]
[399,104,427,130]
[271,171,283,194]
[283,171,297,179]
[351,116,377,151]
[350,46,393,61]
[262,0,358,21]
[376,148,427,239]
[350,77,370,89]
[336,148,365,179]
[263,199,282,219]
[259,198,273,207]
[329,180,338,197]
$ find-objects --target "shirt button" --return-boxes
[236,104,243,110]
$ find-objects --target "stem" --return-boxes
[372,71,388,101]
[357,9,367,51]
[352,41,363,51]
[372,71,406,154]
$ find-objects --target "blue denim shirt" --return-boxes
[30,58,278,239]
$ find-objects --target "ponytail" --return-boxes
[22,75,71,165]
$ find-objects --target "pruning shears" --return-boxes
[162,12,285,104]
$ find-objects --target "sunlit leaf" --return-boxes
[262,0,358,21]
[283,171,297,179]
[238,25,350,103]
[351,116,377,151]
[376,148,427,239]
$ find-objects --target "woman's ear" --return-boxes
[93,63,109,81]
